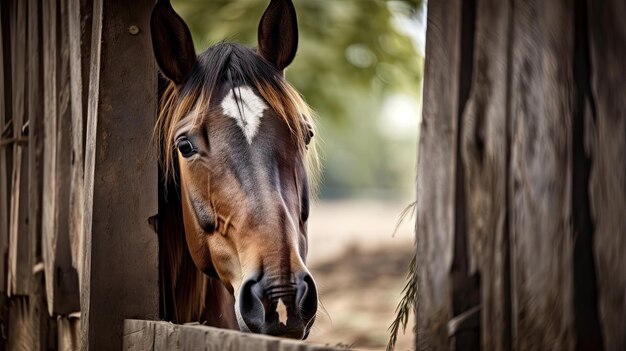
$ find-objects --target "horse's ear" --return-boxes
[257,0,299,71]
[151,0,197,85]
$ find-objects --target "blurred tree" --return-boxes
[172,0,423,198]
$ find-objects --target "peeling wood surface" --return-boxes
[123,320,343,351]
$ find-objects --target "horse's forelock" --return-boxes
[154,42,319,188]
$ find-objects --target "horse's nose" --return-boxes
[237,272,318,339]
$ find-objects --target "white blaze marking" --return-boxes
[276,298,288,326]
[221,86,267,144]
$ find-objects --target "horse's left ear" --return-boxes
[257,0,299,71]
[151,0,197,85]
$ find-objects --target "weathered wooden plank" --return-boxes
[7,274,49,351]
[28,0,45,290]
[7,0,31,297]
[123,319,157,350]
[509,0,576,349]
[586,0,626,349]
[58,316,81,350]
[123,320,343,351]
[67,0,92,281]
[459,0,511,349]
[415,0,463,349]
[0,0,13,296]
[80,0,159,349]
[42,0,80,316]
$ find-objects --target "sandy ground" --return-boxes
[304,200,415,350]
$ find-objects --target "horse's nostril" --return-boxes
[296,273,318,321]
[238,278,265,332]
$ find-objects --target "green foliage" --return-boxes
[172,0,423,198]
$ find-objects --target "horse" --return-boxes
[150,0,319,340]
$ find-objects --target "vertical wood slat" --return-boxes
[67,0,92,284]
[0,0,13,296]
[42,0,81,316]
[415,0,463,349]
[509,0,576,349]
[459,0,511,349]
[7,0,31,297]
[58,316,81,350]
[81,0,159,349]
[28,0,44,286]
[28,0,51,348]
[586,0,626,348]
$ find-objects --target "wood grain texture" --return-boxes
[509,0,576,349]
[67,0,92,282]
[0,0,12,294]
[80,0,159,349]
[586,0,626,348]
[58,316,81,350]
[459,0,511,349]
[28,0,45,292]
[416,0,464,349]
[7,275,49,351]
[123,320,342,351]
[7,0,32,297]
[42,0,81,316]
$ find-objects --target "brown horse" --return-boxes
[150,0,319,339]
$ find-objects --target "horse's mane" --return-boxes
[155,42,319,184]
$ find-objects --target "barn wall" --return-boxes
[416,0,626,350]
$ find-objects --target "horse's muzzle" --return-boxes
[237,271,318,339]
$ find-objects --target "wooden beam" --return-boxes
[80,0,159,349]
[123,320,342,351]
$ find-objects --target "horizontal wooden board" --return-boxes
[124,320,347,351]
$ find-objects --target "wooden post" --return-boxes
[417,0,626,350]
[80,0,159,349]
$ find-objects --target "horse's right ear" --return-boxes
[150,0,197,85]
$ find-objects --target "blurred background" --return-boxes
[171,0,425,349]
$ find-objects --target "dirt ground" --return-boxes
[304,200,415,350]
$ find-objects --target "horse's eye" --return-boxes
[176,138,197,158]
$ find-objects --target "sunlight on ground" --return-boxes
[305,200,415,350]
